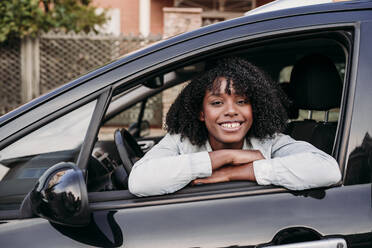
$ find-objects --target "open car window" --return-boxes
[88,29,350,204]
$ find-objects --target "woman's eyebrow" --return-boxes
[209,92,222,96]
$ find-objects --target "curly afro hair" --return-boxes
[166,57,289,147]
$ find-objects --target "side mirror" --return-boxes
[29,162,90,226]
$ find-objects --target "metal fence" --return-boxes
[0,40,22,115]
[38,32,161,95]
[0,32,162,117]
[0,32,161,125]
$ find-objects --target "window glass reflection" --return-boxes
[0,101,96,162]
[0,100,96,210]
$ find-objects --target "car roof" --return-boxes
[245,0,335,16]
[0,0,371,126]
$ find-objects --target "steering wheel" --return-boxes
[114,128,144,174]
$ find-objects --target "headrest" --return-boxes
[289,54,342,111]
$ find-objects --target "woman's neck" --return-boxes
[209,139,244,151]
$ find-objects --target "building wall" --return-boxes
[151,0,173,35]
[93,0,276,36]
[92,0,140,35]
[163,7,202,38]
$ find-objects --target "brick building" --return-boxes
[92,0,273,36]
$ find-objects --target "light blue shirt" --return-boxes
[129,133,341,197]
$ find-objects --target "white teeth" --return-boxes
[221,122,240,128]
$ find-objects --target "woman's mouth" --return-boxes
[219,121,243,131]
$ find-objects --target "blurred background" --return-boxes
[0,0,274,116]
[0,0,346,133]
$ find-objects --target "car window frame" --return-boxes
[335,22,360,176]
[77,88,112,172]
[86,24,355,211]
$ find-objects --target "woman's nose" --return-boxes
[224,102,238,116]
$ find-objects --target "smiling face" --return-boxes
[199,77,253,150]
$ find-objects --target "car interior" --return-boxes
[0,29,351,215]
[87,30,350,202]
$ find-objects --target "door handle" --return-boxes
[265,238,347,248]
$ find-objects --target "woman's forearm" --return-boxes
[192,162,256,185]
[208,150,233,170]
[208,149,264,170]
[129,151,212,196]
[229,163,256,181]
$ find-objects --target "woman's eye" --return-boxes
[237,100,247,105]
[211,101,222,106]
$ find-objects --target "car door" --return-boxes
[85,9,372,248]
[90,185,369,248]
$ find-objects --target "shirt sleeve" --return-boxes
[253,134,341,190]
[128,134,212,197]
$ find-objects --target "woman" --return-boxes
[128,57,341,197]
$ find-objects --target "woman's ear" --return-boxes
[199,111,205,121]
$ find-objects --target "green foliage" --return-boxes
[0,0,108,42]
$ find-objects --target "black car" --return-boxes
[1,1,372,247]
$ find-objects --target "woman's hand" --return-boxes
[230,149,265,165]
[193,149,263,185]
[209,149,264,170]
[192,165,235,185]
[192,162,256,185]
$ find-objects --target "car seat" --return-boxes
[285,54,343,154]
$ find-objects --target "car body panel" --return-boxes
[0,218,92,248]
[1,184,371,247]
[344,20,372,170]
[0,1,372,247]
[112,185,372,247]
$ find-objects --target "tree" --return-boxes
[0,0,107,42]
